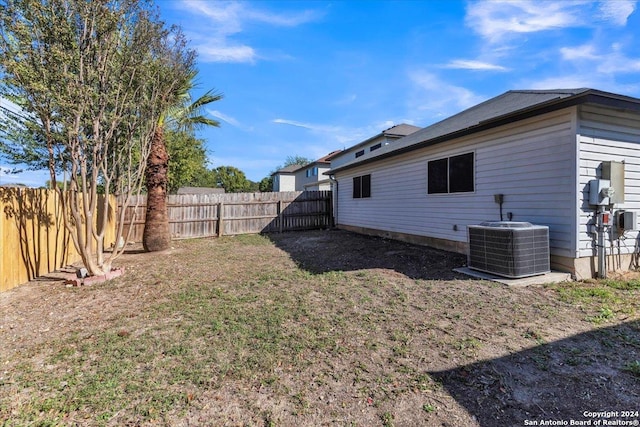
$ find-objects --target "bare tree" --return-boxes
[0,0,194,275]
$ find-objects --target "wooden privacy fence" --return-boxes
[0,188,117,292]
[119,191,332,242]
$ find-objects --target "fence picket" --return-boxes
[117,191,332,242]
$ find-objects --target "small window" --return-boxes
[355,150,365,158]
[427,152,474,194]
[370,143,381,152]
[353,174,371,198]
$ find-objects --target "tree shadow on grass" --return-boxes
[429,320,640,426]
[266,228,470,281]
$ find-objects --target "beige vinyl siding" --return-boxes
[295,165,332,191]
[577,105,640,258]
[275,174,296,192]
[336,109,577,257]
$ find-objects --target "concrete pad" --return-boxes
[453,267,572,287]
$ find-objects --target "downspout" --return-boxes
[329,175,337,227]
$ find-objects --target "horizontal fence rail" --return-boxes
[118,191,332,242]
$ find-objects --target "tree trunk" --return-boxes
[142,127,171,252]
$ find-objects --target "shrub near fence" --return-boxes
[119,191,332,242]
[0,188,117,292]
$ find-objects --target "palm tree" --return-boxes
[142,78,222,252]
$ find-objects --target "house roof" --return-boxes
[272,150,344,176]
[272,164,306,175]
[327,88,640,175]
[315,150,343,164]
[382,123,422,137]
[339,123,421,154]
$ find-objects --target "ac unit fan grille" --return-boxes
[468,224,550,278]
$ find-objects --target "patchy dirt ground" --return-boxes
[1,229,639,426]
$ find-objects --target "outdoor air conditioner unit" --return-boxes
[467,221,550,279]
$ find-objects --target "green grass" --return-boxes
[546,278,640,322]
[624,360,640,377]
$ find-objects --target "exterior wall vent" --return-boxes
[467,221,550,278]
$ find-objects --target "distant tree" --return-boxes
[284,155,312,168]
[259,154,313,191]
[165,130,216,193]
[213,166,254,193]
[258,176,272,192]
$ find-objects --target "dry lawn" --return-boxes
[1,229,639,426]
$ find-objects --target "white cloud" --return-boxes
[178,0,323,64]
[408,71,484,117]
[466,1,579,42]
[245,8,321,26]
[196,45,256,64]
[442,59,508,71]
[466,0,636,43]
[272,118,408,147]
[559,43,640,73]
[560,44,599,60]
[272,118,315,130]
[597,0,636,26]
[207,110,241,128]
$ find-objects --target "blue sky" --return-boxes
[2,0,640,186]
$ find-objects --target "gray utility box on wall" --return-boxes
[468,222,550,279]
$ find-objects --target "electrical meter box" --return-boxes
[589,179,614,205]
[616,210,637,231]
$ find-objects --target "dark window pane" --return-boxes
[428,158,448,194]
[370,143,381,152]
[449,152,474,193]
[353,176,361,198]
[361,174,371,198]
[355,150,365,158]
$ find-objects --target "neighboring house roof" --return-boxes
[328,89,640,175]
[272,164,306,175]
[0,183,29,188]
[340,123,421,154]
[272,150,343,176]
[315,150,343,164]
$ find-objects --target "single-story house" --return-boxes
[326,89,640,279]
[272,150,342,192]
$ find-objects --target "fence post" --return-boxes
[278,200,283,233]
[218,202,224,237]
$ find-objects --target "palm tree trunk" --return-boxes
[142,126,171,252]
